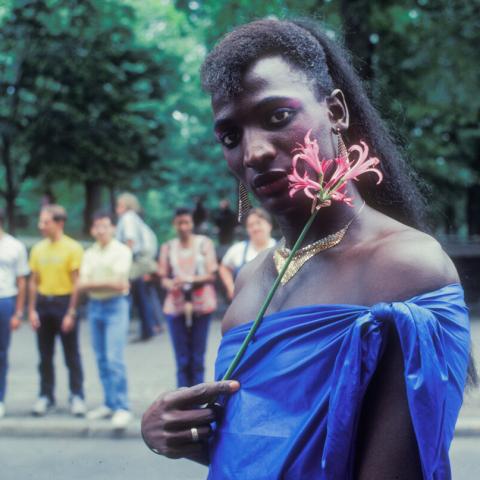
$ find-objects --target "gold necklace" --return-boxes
[273,203,365,285]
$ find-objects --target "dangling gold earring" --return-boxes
[336,128,348,159]
[237,182,252,223]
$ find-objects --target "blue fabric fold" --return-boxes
[207,284,470,479]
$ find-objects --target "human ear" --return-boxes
[326,89,349,132]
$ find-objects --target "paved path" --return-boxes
[1,316,479,437]
[0,317,222,437]
[0,437,478,480]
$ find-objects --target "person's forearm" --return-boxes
[80,280,128,292]
[192,272,217,285]
[15,277,27,316]
[160,276,175,291]
[219,265,235,298]
[68,273,80,313]
[28,275,37,313]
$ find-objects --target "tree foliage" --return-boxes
[0,0,169,231]
[0,0,478,238]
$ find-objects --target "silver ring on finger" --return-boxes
[190,427,200,443]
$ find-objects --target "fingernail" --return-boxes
[228,380,240,392]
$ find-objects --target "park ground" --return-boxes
[0,316,479,479]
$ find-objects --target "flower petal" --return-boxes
[288,132,382,208]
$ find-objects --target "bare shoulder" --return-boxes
[379,228,459,284]
[363,223,459,303]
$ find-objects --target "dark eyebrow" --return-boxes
[214,118,232,133]
[214,96,301,133]
[254,96,301,110]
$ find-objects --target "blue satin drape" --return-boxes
[208,284,470,479]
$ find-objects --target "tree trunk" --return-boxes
[83,180,103,233]
[467,185,480,236]
[108,185,116,217]
[1,134,17,234]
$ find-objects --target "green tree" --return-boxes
[0,0,169,231]
[189,0,480,234]
[2,0,478,237]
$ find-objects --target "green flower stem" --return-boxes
[222,207,320,381]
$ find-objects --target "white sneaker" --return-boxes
[0,402,5,418]
[70,395,86,417]
[32,396,52,416]
[111,409,132,429]
[87,405,113,420]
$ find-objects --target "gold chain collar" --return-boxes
[273,203,366,285]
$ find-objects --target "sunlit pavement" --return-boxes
[0,315,223,437]
[0,315,478,479]
[0,436,477,480]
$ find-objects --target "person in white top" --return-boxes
[0,209,29,418]
[219,208,276,301]
[115,192,160,341]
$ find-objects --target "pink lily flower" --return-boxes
[292,129,334,178]
[343,142,383,185]
[288,130,383,209]
[288,168,322,200]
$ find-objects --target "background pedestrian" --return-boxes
[158,207,218,387]
[219,208,276,301]
[28,205,85,416]
[115,192,160,341]
[79,210,133,428]
[0,209,29,418]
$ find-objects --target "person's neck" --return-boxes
[98,238,113,248]
[48,230,63,242]
[179,234,193,247]
[0,228,4,239]
[251,237,271,251]
[276,186,365,249]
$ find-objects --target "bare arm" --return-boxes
[79,279,128,292]
[10,276,26,330]
[190,271,216,286]
[354,324,422,479]
[353,231,460,478]
[218,264,235,301]
[28,272,40,330]
[68,270,80,312]
[158,244,176,291]
[61,270,80,333]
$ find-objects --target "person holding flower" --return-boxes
[142,19,473,479]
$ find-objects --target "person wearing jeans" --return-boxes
[79,210,132,428]
[130,277,158,340]
[28,204,85,416]
[158,208,218,387]
[88,297,130,422]
[0,298,15,408]
[115,192,159,341]
[165,312,211,387]
[0,209,29,418]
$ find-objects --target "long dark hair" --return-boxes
[201,18,427,229]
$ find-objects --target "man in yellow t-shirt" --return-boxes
[28,204,85,416]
